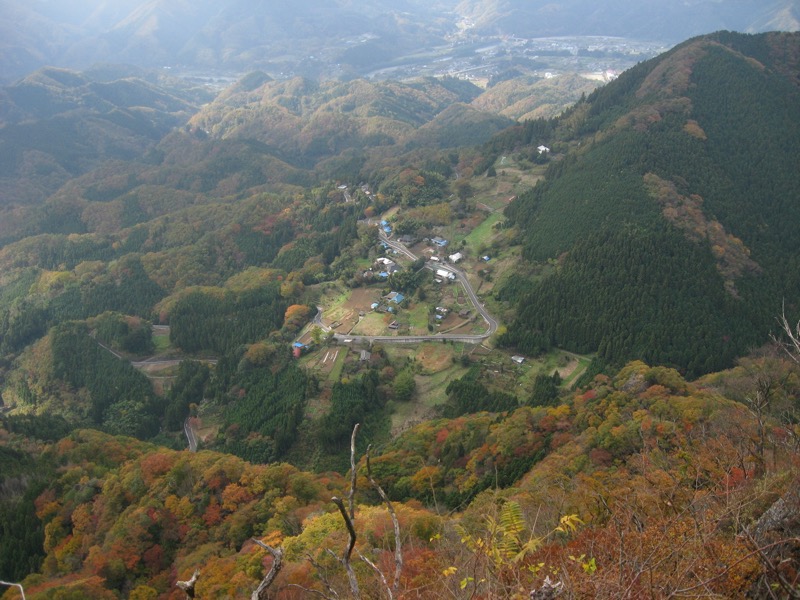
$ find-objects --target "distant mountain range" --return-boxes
[455,0,800,40]
[0,64,593,214]
[2,0,798,82]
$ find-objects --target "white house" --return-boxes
[537,145,550,155]
[448,252,463,263]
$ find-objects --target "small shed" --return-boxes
[386,292,405,304]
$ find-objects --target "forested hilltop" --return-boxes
[0,30,799,599]
[500,31,800,376]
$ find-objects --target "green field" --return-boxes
[152,332,171,353]
[328,347,347,383]
[464,212,505,249]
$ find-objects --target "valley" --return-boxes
[0,26,799,600]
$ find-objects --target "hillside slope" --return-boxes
[3,358,798,598]
[501,31,800,375]
[0,66,211,207]
[188,76,513,169]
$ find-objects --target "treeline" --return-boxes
[0,444,49,582]
[377,168,449,207]
[202,344,307,463]
[169,285,287,355]
[318,369,386,453]
[500,226,758,377]
[442,366,518,418]
[0,256,165,356]
[163,361,210,431]
[51,321,161,438]
[92,312,154,355]
[219,364,307,464]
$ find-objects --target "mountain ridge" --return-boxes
[500,31,800,375]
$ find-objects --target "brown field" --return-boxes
[470,344,493,356]
[412,342,455,374]
[350,312,396,336]
[323,287,383,334]
[302,346,346,376]
[194,416,220,445]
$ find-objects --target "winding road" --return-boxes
[328,230,499,345]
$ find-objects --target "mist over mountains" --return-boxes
[2,0,798,82]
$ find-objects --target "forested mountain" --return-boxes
[188,75,513,171]
[500,31,800,376]
[0,65,212,207]
[472,72,600,121]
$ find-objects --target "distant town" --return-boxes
[175,34,668,90]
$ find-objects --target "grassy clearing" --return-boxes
[327,347,347,383]
[318,282,350,315]
[408,303,430,334]
[414,342,459,374]
[561,354,593,388]
[464,212,505,249]
[390,364,470,435]
[511,350,593,396]
[351,312,390,335]
[152,332,171,353]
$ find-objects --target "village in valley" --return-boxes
[284,157,592,430]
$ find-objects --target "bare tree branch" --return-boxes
[251,539,284,600]
[286,584,335,599]
[0,580,26,600]
[367,444,403,594]
[306,553,340,600]
[358,550,394,600]
[332,496,360,599]
[772,304,800,365]
[348,423,361,520]
[176,569,199,599]
[668,538,800,598]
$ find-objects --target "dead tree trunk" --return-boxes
[332,496,360,599]
[251,540,284,600]
[367,444,403,595]
[176,570,199,599]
